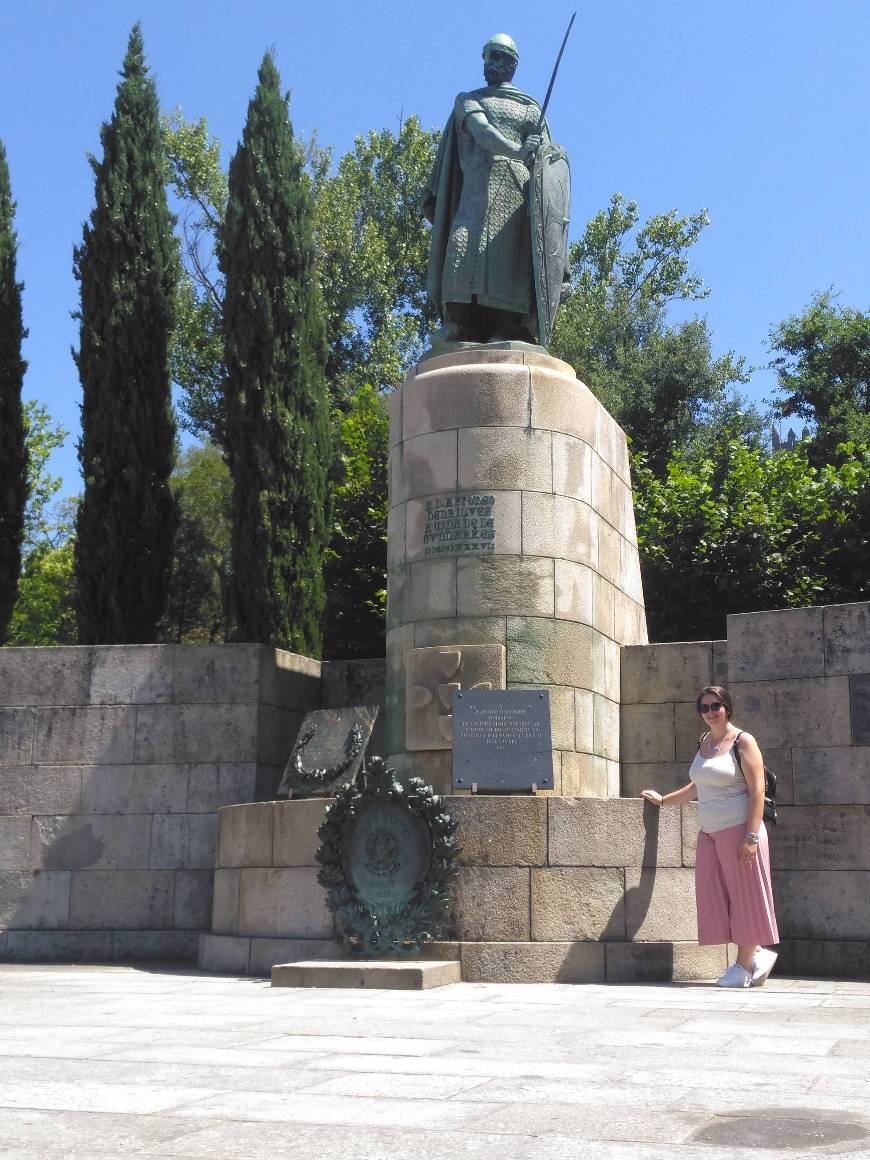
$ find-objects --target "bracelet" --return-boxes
[745,831,759,843]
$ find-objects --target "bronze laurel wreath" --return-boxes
[315,756,459,956]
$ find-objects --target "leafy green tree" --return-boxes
[634,439,870,642]
[0,141,28,644]
[552,194,755,473]
[769,291,870,462]
[161,442,231,642]
[220,52,332,653]
[322,384,388,659]
[74,25,179,644]
[8,497,77,647]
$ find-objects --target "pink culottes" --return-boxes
[695,822,779,947]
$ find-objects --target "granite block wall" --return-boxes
[621,602,870,977]
[0,644,321,962]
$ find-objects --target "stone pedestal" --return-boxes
[385,347,647,797]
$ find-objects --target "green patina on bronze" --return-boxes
[316,757,459,956]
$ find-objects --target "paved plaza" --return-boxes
[0,964,869,1159]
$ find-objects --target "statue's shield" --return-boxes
[530,143,571,348]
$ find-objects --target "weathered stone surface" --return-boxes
[403,362,530,439]
[824,603,870,675]
[173,870,214,929]
[603,637,621,705]
[764,747,794,805]
[392,430,459,504]
[573,688,594,752]
[0,870,69,929]
[2,928,112,962]
[256,705,303,767]
[592,574,615,639]
[621,642,714,706]
[0,709,34,764]
[531,867,625,940]
[624,866,697,941]
[406,490,522,562]
[0,817,31,870]
[250,937,342,976]
[589,450,614,527]
[552,433,592,505]
[593,694,619,761]
[198,931,250,974]
[80,765,188,814]
[211,868,240,936]
[529,366,598,446]
[596,521,621,589]
[611,476,637,544]
[68,870,174,929]
[462,939,606,983]
[412,617,507,648]
[218,802,274,868]
[521,493,597,569]
[619,536,645,607]
[681,803,699,867]
[387,502,406,567]
[405,643,505,751]
[449,866,530,941]
[768,805,870,870]
[548,798,682,867]
[272,959,461,989]
[31,815,151,872]
[383,623,413,755]
[112,929,198,961]
[388,383,402,447]
[89,646,173,705]
[604,941,727,983]
[150,813,217,870]
[731,676,852,748]
[675,701,704,761]
[0,647,91,706]
[169,644,257,704]
[620,704,676,763]
[554,559,594,625]
[0,766,82,814]
[458,427,552,491]
[712,639,729,686]
[388,558,457,627]
[187,763,258,812]
[320,658,385,712]
[237,867,331,939]
[614,590,648,646]
[620,762,693,801]
[134,703,258,764]
[773,870,870,939]
[259,648,322,713]
[597,407,631,484]
[449,796,546,866]
[457,556,553,618]
[507,684,574,751]
[852,674,870,745]
[728,607,825,681]
[793,746,870,804]
[272,799,327,867]
[506,618,599,689]
[775,937,870,979]
[560,751,607,797]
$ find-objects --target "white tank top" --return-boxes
[689,745,748,833]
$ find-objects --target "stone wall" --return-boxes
[0,644,322,962]
[621,602,870,976]
[199,795,727,983]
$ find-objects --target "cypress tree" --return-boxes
[220,53,332,654]
[0,141,28,644]
[73,25,179,643]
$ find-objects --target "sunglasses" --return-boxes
[700,701,724,713]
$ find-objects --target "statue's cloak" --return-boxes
[422,114,461,322]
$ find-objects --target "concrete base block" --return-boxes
[604,941,728,983]
[198,932,251,975]
[461,940,606,983]
[776,938,870,980]
[271,959,461,989]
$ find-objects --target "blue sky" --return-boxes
[2,0,868,499]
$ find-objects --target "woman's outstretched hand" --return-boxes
[640,790,664,807]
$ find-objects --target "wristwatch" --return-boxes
[744,831,760,844]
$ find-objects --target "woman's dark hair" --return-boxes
[696,685,733,718]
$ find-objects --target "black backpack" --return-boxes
[700,731,778,826]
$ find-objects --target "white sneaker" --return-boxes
[751,948,778,987]
[715,963,752,988]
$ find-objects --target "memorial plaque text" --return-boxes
[424,492,496,556]
[452,689,553,792]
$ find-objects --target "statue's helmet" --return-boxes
[482,33,519,62]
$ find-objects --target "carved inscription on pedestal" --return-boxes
[423,493,496,556]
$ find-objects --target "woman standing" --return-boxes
[640,686,779,988]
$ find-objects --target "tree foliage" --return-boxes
[770,290,870,462]
[220,51,332,653]
[634,439,870,642]
[74,25,179,644]
[0,140,28,644]
[322,384,388,659]
[552,194,755,474]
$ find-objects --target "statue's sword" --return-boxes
[535,11,577,135]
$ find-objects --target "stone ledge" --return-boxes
[271,959,461,989]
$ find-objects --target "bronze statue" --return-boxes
[423,32,571,348]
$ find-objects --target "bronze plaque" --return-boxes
[342,799,431,912]
[277,706,378,798]
[452,689,553,791]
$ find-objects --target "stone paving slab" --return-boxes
[0,964,869,1158]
